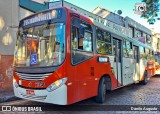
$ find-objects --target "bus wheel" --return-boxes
[141,71,148,85]
[95,77,106,103]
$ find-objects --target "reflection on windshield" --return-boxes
[14,23,65,67]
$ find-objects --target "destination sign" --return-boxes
[23,10,60,26]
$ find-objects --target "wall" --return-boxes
[0,0,19,90]
[19,7,34,20]
[125,16,151,35]
[0,0,19,55]
[92,7,152,42]
[0,0,48,91]
[0,55,14,90]
[0,0,35,91]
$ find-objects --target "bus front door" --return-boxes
[113,39,122,87]
[133,45,140,82]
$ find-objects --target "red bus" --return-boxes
[13,7,155,105]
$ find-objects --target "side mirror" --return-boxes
[78,27,85,38]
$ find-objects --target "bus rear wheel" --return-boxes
[141,71,148,85]
[95,77,106,103]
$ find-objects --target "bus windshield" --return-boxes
[14,23,65,67]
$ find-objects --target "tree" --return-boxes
[141,0,160,24]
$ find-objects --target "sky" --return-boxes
[59,0,160,33]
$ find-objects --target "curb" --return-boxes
[0,96,20,103]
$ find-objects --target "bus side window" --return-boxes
[71,18,93,65]
[152,51,155,61]
[144,48,147,59]
[145,48,149,60]
[123,40,128,57]
[72,23,92,51]
[140,46,143,59]
[126,41,133,58]
[123,40,133,58]
[149,49,152,60]
[78,23,93,51]
[96,28,112,54]
[71,26,78,49]
[83,31,92,51]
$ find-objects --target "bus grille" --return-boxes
[21,93,47,101]
[16,72,52,81]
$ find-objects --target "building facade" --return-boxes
[0,0,48,90]
[92,7,152,46]
[92,7,125,26]
[0,0,19,90]
[125,16,152,45]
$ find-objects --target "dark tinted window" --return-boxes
[71,18,93,65]
[96,28,112,54]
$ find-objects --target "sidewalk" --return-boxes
[0,90,19,103]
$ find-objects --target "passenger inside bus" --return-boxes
[78,33,92,51]
[78,37,83,50]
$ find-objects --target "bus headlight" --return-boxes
[13,78,19,88]
[46,78,67,92]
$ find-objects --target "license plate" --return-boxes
[26,90,35,95]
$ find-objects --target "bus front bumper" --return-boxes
[13,83,67,105]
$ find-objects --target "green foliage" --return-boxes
[141,0,160,24]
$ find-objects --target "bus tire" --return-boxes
[141,71,148,85]
[95,77,106,103]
